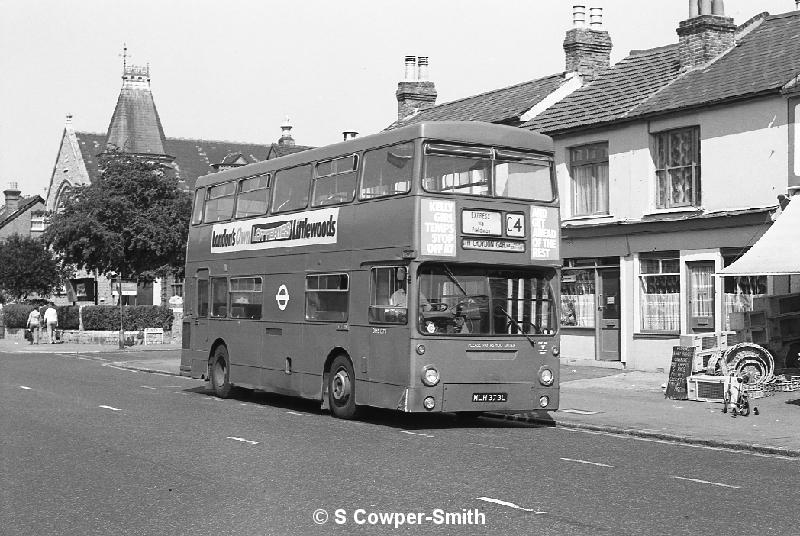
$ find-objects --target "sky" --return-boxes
[1,0,796,199]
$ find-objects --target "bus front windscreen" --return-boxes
[423,144,554,201]
[417,264,557,336]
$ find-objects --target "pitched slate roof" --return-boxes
[105,82,169,156]
[527,11,800,135]
[388,73,568,129]
[0,195,45,230]
[634,11,800,115]
[525,45,681,133]
[74,133,313,191]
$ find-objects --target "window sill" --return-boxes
[562,214,614,223]
[642,207,702,217]
[633,332,680,340]
[560,325,596,331]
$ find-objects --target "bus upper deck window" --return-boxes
[191,189,205,225]
[312,155,358,207]
[272,164,312,213]
[359,142,414,200]
[204,182,236,222]
[494,150,554,201]
[235,174,270,218]
[422,144,492,196]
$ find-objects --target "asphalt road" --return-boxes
[1,350,797,536]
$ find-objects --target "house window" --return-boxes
[561,268,596,327]
[570,143,608,216]
[639,252,680,333]
[654,127,700,209]
[30,216,45,232]
[722,250,766,331]
[305,273,349,322]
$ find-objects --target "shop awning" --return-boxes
[719,200,800,276]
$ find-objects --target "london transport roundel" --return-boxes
[275,284,290,311]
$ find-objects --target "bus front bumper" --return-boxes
[401,382,559,413]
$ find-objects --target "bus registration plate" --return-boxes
[472,392,508,403]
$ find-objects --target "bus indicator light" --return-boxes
[539,396,550,408]
[423,396,436,410]
[416,344,426,355]
[422,366,440,386]
[539,368,554,386]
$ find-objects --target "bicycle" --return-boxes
[722,373,759,417]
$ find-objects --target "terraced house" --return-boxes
[390,2,800,371]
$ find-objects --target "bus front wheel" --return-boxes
[328,355,359,419]
[210,345,233,398]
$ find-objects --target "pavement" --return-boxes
[2,338,799,457]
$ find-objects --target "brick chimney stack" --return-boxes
[3,181,21,213]
[677,0,736,71]
[396,55,437,122]
[563,5,612,81]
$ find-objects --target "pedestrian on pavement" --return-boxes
[26,307,41,344]
[43,302,58,344]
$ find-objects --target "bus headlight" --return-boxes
[416,344,426,355]
[539,368,554,386]
[539,396,550,408]
[422,366,440,386]
[423,396,436,410]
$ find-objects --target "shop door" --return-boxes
[687,261,715,333]
[596,269,620,361]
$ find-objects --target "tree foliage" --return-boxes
[0,234,62,301]
[44,153,192,281]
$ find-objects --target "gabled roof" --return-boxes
[74,132,313,191]
[634,11,800,116]
[525,45,681,133]
[388,73,569,129]
[0,195,45,231]
[527,10,800,135]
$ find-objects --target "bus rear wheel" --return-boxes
[328,355,359,419]
[210,345,233,398]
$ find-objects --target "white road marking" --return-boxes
[476,497,546,514]
[140,386,157,390]
[103,364,138,372]
[671,476,740,489]
[227,436,259,445]
[467,442,509,450]
[561,409,600,415]
[560,457,614,468]
[99,405,122,411]
[19,385,32,390]
[286,411,306,416]
[76,356,92,361]
[401,430,434,438]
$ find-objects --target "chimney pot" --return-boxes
[689,0,699,17]
[572,5,586,28]
[699,0,712,15]
[404,55,416,81]
[589,7,603,28]
[417,56,429,81]
[711,0,724,15]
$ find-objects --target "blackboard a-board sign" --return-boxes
[665,346,694,400]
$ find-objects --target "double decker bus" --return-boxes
[181,121,560,419]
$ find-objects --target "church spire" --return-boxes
[104,46,170,159]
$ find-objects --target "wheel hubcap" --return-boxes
[331,368,351,403]
[214,360,225,387]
